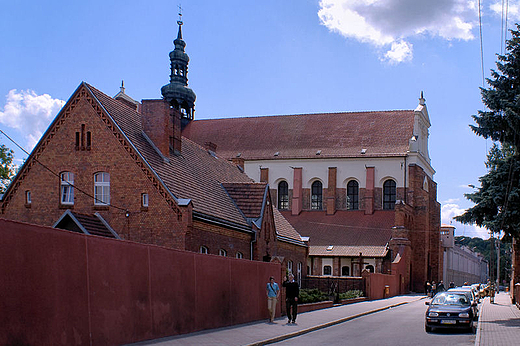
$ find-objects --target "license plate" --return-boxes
[441,320,456,324]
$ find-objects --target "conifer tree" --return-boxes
[455,24,520,239]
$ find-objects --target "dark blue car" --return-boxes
[425,292,477,333]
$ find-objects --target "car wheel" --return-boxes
[425,325,432,333]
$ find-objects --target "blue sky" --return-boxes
[1,0,517,239]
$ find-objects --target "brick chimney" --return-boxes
[140,99,182,157]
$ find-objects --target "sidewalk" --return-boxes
[130,295,424,346]
[475,291,520,346]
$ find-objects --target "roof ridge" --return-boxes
[194,109,414,122]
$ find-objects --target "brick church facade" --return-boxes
[0,21,307,274]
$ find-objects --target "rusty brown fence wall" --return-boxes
[0,218,281,346]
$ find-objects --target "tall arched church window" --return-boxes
[311,181,323,210]
[278,181,289,210]
[383,180,396,210]
[347,180,359,210]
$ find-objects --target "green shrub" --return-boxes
[299,288,329,304]
[338,290,363,300]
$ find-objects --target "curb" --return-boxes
[246,297,426,346]
[474,296,487,346]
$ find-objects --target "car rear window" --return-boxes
[431,293,469,305]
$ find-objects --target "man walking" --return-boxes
[283,273,299,324]
[266,276,280,323]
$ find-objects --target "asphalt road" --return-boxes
[274,298,476,346]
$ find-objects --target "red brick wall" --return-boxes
[1,95,187,250]
[0,218,282,346]
[185,220,252,258]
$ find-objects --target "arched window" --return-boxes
[365,265,375,273]
[383,180,396,210]
[311,181,323,210]
[219,249,227,257]
[323,265,332,276]
[200,246,208,254]
[60,172,74,205]
[94,172,110,205]
[347,180,359,210]
[236,252,243,259]
[278,181,289,210]
[342,266,350,276]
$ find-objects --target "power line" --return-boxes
[478,0,485,88]
[0,128,129,213]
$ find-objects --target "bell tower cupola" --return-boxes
[161,10,196,128]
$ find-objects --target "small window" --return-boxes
[86,131,92,149]
[236,252,243,259]
[219,249,227,257]
[323,265,332,276]
[342,266,350,276]
[383,180,396,210]
[141,193,149,207]
[365,265,375,273]
[75,132,80,150]
[94,172,110,205]
[347,180,359,210]
[60,172,74,205]
[287,260,293,274]
[277,181,289,210]
[200,246,208,254]
[297,262,302,284]
[311,181,323,210]
[25,190,31,205]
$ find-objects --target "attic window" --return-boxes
[141,193,149,207]
[361,148,367,154]
[326,245,334,251]
[25,190,32,206]
[274,152,279,156]
[316,150,322,155]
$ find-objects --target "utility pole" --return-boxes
[489,232,495,283]
[497,235,500,288]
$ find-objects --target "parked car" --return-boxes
[425,292,477,333]
[447,288,479,319]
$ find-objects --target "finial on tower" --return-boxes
[177,4,183,26]
[120,80,125,93]
[419,91,426,105]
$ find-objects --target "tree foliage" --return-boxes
[0,143,15,194]
[456,24,520,239]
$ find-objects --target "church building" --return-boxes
[0,20,307,272]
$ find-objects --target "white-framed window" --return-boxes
[297,262,302,284]
[236,252,243,259]
[94,172,110,205]
[200,246,208,254]
[219,249,227,257]
[60,172,74,205]
[323,265,332,276]
[141,193,149,207]
[287,260,293,274]
[25,190,31,204]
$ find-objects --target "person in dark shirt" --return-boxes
[282,273,299,323]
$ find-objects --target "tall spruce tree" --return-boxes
[455,24,520,239]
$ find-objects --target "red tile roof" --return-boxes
[280,210,394,256]
[183,111,415,160]
[86,84,253,227]
[221,182,267,219]
[273,208,305,245]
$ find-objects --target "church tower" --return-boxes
[161,13,196,129]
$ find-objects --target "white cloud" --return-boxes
[318,0,478,64]
[441,202,489,239]
[0,89,65,151]
[383,40,413,64]
[490,1,520,22]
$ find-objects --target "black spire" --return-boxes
[161,11,196,125]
